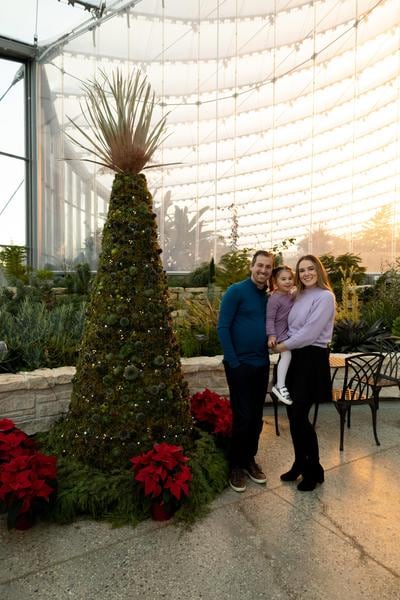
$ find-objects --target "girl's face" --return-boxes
[275,270,294,293]
[298,259,318,288]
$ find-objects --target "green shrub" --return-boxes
[174,297,222,357]
[167,273,188,287]
[63,263,92,296]
[185,262,210,287]
[0,297,85,371]
[331,318,391,353]
[392,316,400,338]
[361,267,400,330]
[215,249,251,290]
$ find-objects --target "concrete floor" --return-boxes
[1,401,399,600]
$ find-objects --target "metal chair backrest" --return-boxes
[340,353,384,403]
[379,349,400,384]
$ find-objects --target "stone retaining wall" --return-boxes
[0,356,239,434]
[1,354,396,435]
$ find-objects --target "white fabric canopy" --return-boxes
[1,0,399,270]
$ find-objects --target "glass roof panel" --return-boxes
[0,0,399,271]
[0,0,96,46]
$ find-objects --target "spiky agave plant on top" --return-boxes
[56,68,192,471]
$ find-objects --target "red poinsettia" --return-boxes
[0,418,36,463]
[0,453,57,514]
[0,419,57,529]
[130,442,192,504]
[190,389,232,437]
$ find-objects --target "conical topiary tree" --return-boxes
[57,69,192,471]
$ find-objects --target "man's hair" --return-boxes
[251,250,275,266]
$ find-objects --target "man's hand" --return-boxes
[268,335,276,349]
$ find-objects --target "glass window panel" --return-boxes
[26,0,398,271]
[0,155,25,246]
[0,59,25,158]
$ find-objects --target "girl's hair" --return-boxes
[269,265,294,292]
[295,254,332,292]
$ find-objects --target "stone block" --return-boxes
[0,373,27,392]
[19,371,51,390]
[22,417,59,435]
[0,391,35,414]
[50,368,75,385]
[37,400,66,418]
[54,385,73,402]
[184,288,207,298]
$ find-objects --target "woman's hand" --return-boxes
[268,335,276,349]
[275,342,288,353]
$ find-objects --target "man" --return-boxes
[217,250,274,492]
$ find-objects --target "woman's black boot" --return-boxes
[297,464,324,491]
[280,463,302,482]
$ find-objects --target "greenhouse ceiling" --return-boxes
[0,0,399,272]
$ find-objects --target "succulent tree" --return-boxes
[57,69,192,470]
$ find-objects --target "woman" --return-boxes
[275,255,335,491]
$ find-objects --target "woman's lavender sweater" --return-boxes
[284,287,335,351]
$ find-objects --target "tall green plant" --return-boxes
[56,68,192,471]
[175,297,222,357]
[215,248,251,290]
[361,265,400,329]
[0,245,28,284]
[320,252,366,299]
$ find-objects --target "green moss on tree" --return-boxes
[58,173,192,470]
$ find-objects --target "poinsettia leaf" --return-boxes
[0,419,16,432]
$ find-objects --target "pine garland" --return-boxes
[38,429,228,527]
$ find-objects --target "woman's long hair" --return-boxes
[295,255,333,292]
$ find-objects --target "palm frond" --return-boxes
[65,68,169,174]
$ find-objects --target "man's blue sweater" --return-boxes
[217,278,269,369]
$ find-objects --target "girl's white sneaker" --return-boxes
[272,385,293,405]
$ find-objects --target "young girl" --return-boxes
[266,266,295,405]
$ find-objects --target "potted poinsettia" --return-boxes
[130,442,192,521]
[0,418,36,462]
[190,389,232,437]
[0,418,57,530]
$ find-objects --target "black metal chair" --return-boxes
[331,352,384,451]
[269,363,281,436]
[375,347,400,403]
[269,388,281,436]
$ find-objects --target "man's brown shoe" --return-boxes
[229,468,247,492]
[244,460,267,484]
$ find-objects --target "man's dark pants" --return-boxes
[223,362,269,469]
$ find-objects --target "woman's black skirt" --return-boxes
[286,345,331,405]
